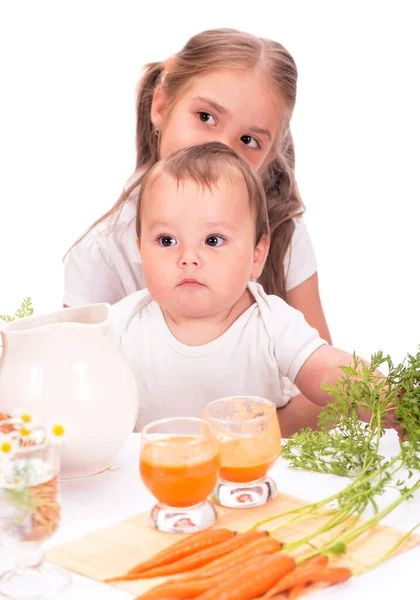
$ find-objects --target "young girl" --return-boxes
[64,28,331,343]
[111,142,359,436]
[64,28,330,433]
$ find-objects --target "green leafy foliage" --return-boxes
[250,348,420,573]
[0,298,33,323]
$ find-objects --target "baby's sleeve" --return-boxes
[63,236,125,306]
[271,297,327,382]
[284,217,318,292]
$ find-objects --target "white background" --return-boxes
[0,0,419,365]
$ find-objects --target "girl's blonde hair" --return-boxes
[73,28,304,298]
[135,141,270,247]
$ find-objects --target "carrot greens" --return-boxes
[249,349,420,567]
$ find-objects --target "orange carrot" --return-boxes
[175,535,281,582]
[288,583,305,600]
[136,576,229,599]
[194,552,296,600]
[135,553,278,599]
[260,555,328,600]
[285,556,328,600]
[105,528,235,583]
[109,531,267,582]
[300,555,328,569]
[262,566,352,598]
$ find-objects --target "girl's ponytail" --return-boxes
[259,130,304,298]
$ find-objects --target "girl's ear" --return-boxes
[151,84,167,131]
[251,235,270,280]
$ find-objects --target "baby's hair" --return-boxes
[135,142,270,246]
[70,28,304,298]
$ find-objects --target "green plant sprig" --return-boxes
[248,349,420,574]
[0,298,33,323]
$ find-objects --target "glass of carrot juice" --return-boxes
[140,417,220,533]
[203,396,281,508]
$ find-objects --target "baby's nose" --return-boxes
[178,247,202,268]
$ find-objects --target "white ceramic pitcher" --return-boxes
[0,303,139,479]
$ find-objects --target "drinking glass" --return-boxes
[0,419,70,599]
[203,396,281,508]
[140,417,219,533]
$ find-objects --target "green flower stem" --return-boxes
[333,479,420,549]
[282,506,359,553]
[308,479,420,560]
[267,509,338,535]
[282,460,411,556]
[354,521,420,575]
[296,512,362,565]
[248,454,401,533]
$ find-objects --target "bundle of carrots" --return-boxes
[104,528,351,599]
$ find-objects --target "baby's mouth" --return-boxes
[178,278,205,287]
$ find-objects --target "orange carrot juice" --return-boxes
[140,436,219,507]
[220,457,277,483]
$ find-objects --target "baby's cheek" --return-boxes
[142,255,166,294]
[219,264,249,297]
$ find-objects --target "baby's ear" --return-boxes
[136,238,141,254]
[251,235,270,280]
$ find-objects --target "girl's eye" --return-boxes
[205,235,225,247]
[198,111,216,125]
[158,235,177,247]
[240,134,260,149]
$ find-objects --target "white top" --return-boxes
[63,198,317,306]
[110,282,327,431]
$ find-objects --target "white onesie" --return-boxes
[111,282,327,431]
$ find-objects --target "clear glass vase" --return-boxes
[0,419,70,599]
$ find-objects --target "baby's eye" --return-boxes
[205,235,225,247]
[158,235,177,247]
[198,111,216,126]
[240,134,260,149]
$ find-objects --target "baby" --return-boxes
[112,142,359,432]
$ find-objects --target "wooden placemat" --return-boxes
[47,491,420,597]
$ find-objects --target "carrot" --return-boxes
[135,553,277,599]
[299,555,328,569]
[109,531,267,582]
[288,583,305,600]
[105,528,235,583]
[135,540,282,599]
[194,552,296,600]
[175,535,282,582]
[262,566,351,598]
[0,413,14,434]
[286,556,328,600]
[260,555,328,600]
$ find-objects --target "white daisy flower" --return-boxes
[18,425,33,439]
[0,433,19,459]
[11,407,35,426]
[45,422,66,444]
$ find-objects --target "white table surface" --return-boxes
[1,430,419,599]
